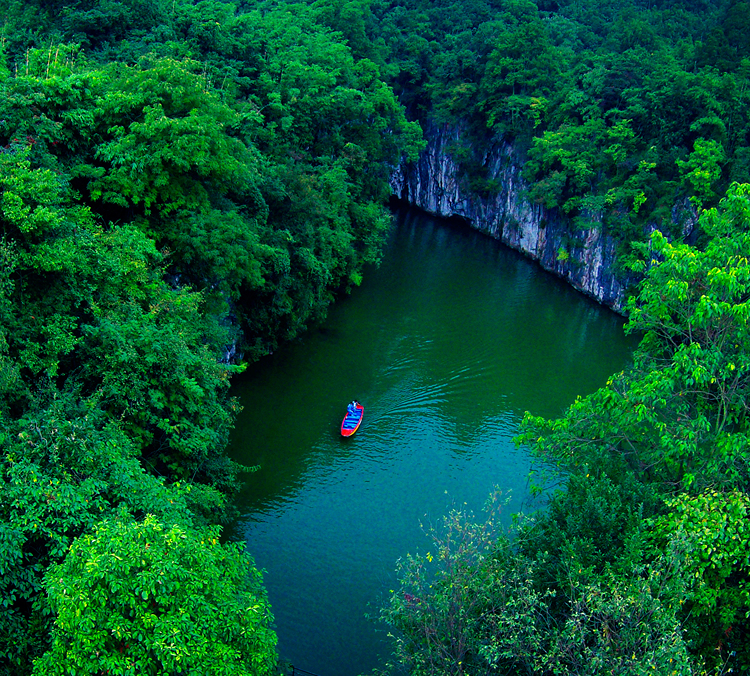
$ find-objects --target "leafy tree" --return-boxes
[480,16,562,135]
[521,184,750,492]
[647,489,750,668]
[515,183,750,671]
[677,138,726,207]
[87,56,261,218]
[518,472,662,589]
[380,493,694,676]
[33,514,277,676]
[0,396,189,672]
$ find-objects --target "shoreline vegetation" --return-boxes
[1,0,749,673]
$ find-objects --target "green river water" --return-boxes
[227,207,638,676]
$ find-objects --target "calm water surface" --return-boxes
[228,208,637,676]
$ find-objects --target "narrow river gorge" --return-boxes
[227,207,638,676]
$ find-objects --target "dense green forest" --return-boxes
[0,0,421,673]
[1,0,749,674]
[357,0,750,242]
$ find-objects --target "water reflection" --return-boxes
[227,208,637,676]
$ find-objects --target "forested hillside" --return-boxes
[1,0,749,674]
[0,0,420,673]
[348,0,750,243]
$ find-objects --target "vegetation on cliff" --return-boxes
[326,0,750,244]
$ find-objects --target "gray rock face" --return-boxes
[390,124,630,312]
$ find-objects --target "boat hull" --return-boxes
[341,404,364,437]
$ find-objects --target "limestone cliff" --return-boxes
[390,124,631,312]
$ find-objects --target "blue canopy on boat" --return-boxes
[342,409,363,429]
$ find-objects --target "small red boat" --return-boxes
[341,402,364,437]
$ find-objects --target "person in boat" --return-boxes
[347,400,359,415]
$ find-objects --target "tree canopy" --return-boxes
[0,1,421,673]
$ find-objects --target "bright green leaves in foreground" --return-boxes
[35,515,276,676]
[512,184,750,672]
[649,490,750,629]
[1,332,268,673]
[522,184,750,491]
[0,397,187,670]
